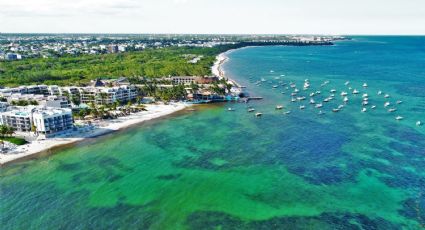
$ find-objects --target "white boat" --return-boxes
[310,93,315,97]
[316,103,323,108]
[396,100,403,104]
[261,78,266,82]
[384,94,390,98]
[228,108,235,111]
[343,97,349,103]
[352,89,360,94]
[330,89,337,93]
[290,83,296,88]
[281,74,285,77]
[291,92,297,96]
[255,112,263,117]
[270,70,274,73]
[363,83,368,88]
[378,91,382,95]
[276,105,283,110]
[316,91,321,94]
[417,121,422,126]
[310,99,316,104]
[332,108,340,113]
[297,96,306,101]
[362,101,369,106]
[294,88,300,93]
[284,111,291,115]
[299,105,306,110]
[341,92,348,96]
[388,108,397,112]
[323,98,330,103]
[345,81,350,86]
[362,93,368,98]
[272,85,278,88]
[371,105,377,109]
[291,98,297,102]
[384,102,391,107]
[275,77,280,80]
[396,116,403,120]
[248,108,255,112]
[338,105,344,109]
[361,108,367,113]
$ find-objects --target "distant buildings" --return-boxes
[108,45,119,53]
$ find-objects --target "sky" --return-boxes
[0,0,424,35]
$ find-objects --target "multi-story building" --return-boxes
[32,108,74,135]
[0,107,73,135]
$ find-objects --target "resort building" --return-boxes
[0,107,74,135]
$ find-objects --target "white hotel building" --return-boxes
[0,107,73,135]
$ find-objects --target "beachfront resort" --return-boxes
[0,73,243,164]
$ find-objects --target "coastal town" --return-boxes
[0,67,244,164]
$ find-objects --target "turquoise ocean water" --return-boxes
[1,36,425,229]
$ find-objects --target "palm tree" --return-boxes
[6,126,15,137]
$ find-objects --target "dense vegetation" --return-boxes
[0,45,236,87]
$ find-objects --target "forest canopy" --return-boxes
[0,45,235,87]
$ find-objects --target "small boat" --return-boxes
[371,105,377,109]
[274,77,280,80]
[310,93,315,97]
[384,94,390,98]
[291,98,297,102]
[384,102,391,107]
[353,89,360,94]
[270,70,274,73]
[362,93,368,98]
[330,94,335,97]
[297,96,306,101]
[345,81,350,86]
[284,111,291,115]
[281,74,285,77]
[378,91,382,95]
[275,105,283,110]
[272,85,278,88]
[290,84,296,88]
[299,105,306,110]
[261,78,266,82]
[343,97,349,103]
[248,108,256,112]
[332,108,340,113]
[323,98,330,103]
[361,108,367,113]
[291,92,297,96]
[316,91,321,94]
[330,89,337,93]
[363,97,369,101]
[255,112,263,117]
[363,83,368,88]
[294,88,300,93]
[362,101,369,106]
[395,116,403,120]
[310,99,316,104]
[228,108,235,111]
[417,121,422,126]
[388,108,397,112]
[338,105,344,109]
[341,92,348,96]
[396,100,403,104]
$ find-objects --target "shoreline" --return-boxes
[0,103,191,166]
[1,48,242,167]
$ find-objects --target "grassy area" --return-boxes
[0,137,28,145]
[0,46,233,87]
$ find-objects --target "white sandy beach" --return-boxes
[0,103,190,165]
[212,53,229,78]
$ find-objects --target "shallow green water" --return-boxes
[1,37,425,229]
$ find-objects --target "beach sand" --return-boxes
[0,103,190,165]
